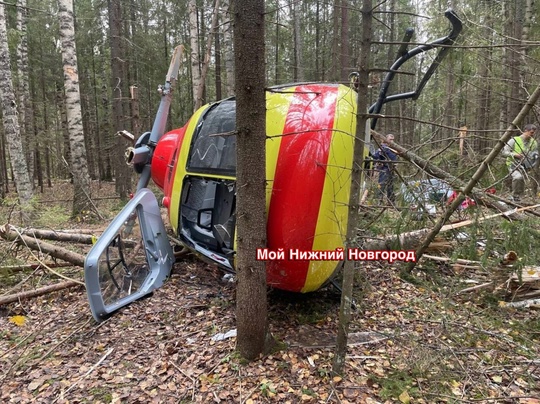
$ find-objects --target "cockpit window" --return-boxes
[187,99,236,175]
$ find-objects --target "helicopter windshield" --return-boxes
[187,99,237,175]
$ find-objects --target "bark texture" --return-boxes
[58,0,91,216]
[16,0,34,179]
[333,0,372,375]
[221,0,234,96]
[0,4,33,208]
[234,0,270,360]
[189,0,202,110]
[108,0,131,198]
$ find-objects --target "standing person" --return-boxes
[502,123,539,202]
[373,134,398,204]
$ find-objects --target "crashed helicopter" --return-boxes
[85,9,462,321]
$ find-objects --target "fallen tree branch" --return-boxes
[405,84,540,272]
[362,202,540,251]
[0,280,81,305]
[503,298,540,308]
[456,282,494,295]
[372,131,540,218]
[0,262,72,274]
[37,196,120,204]
[0,225,86,267]
[422,254,481,265]
[20,228,95,244]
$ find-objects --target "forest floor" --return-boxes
[0,181,539,403]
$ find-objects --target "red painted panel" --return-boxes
[151,127,186,197]
[266,85,338,292]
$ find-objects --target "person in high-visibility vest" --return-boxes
[502,123,539,202]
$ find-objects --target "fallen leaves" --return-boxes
[0,256,539,403]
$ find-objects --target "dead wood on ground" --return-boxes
[0,280,82,305]
[0,225,85,267]
[20,228,95,244]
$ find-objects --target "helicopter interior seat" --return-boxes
[211,181,235,253]
[180,99,237,255]
[180,178,221,251]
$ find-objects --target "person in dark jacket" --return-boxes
[373,134,398,204]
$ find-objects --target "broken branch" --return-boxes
[406,84,540,271]
[0,280,81,305]
[0,225,86,267]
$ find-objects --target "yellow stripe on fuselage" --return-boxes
[169,91,293,234]
[302,85,357,292]
[169,105,210,232]
[265,89,294,209]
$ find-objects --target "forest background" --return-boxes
[1,1,540,402]
[1,0,539,204]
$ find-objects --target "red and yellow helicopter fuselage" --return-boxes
[151,83,357,293]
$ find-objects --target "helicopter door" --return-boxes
[179,177,236,268]
[85,188,174,322]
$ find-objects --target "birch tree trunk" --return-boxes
[0,4,33,209]
[189,0,202,111]
[221,0,234,96]
[16,0,34,181]
[58,0,91,216]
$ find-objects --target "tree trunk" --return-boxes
[340,0,349,82]
[0,4,33,209]
[130,86,141,138]
[0,224,86,267]
[0,129,7,198]
[273,0,279,84]
[475,19,493,156]
[214,20,222,101]
[16,0,34,185]
[108,0,130,198]
[234,0,271,361]
[0,281,81,306]
[333,0,372,375]
[221,0,234,96]
[195,0,221,110]
[58,0,92,216]
[315,0,320,80]
[331,0,340,81]
[189,0,202,111]
[291,1,303,81]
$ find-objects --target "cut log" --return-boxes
[0,225,86,267]
[21,228,95,244]
[0,280,81,305]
